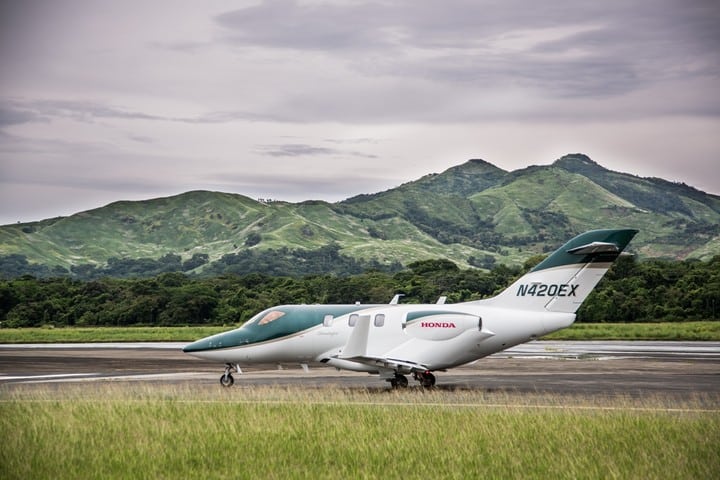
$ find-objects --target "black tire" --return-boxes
[220,373,234,387]
[421,372,435,388]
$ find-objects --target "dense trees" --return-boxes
[0,255,717,328]
[576,256,720,323]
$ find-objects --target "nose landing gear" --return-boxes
[220,363,242,387]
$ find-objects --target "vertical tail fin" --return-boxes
[483,229,638,313]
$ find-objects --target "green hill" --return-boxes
[1,154,718,277]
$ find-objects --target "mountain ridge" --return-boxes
[1,154,718,277]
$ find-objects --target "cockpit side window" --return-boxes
[258,310,285,325]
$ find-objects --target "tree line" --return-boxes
[1,255,718,328]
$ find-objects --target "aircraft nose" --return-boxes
[183,338,210,353]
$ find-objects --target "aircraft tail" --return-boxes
[482,229,638,313]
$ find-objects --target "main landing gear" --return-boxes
[388,374,409,388]
[220,363,241,387]
[413,371,436,388]
[387,371,437,389]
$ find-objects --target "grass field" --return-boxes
[1,385,718,479]
[0,321,719,343]
[544,321,720,341]
[0,325,226,343]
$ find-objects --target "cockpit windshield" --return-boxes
[245,309,286,327]
[258,310,285,325]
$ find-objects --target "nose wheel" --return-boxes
[220,372,234,387]
[220,363,241,387]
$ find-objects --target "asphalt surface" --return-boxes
[1,341,719,398]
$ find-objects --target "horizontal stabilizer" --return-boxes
[567,241,619,255]
[530,229,637,273]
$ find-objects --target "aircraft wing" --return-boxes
[338,314,430,373]
[341,314,372,358]
[337,354,430,373]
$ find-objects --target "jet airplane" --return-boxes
[184,229,638,388]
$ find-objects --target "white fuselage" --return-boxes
[187,302,575,372]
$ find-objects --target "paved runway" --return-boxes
[1,341,719,398]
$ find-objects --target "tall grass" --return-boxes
[1,385,718,479]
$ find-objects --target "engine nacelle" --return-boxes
[403,311,480,341]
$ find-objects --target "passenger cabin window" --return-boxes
[374,314,385,327]
[348,314,359,327]
[323,314,333,327]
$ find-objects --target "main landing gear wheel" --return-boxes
[389,374,409,389]
[414,371,436,388]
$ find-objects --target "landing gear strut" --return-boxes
[388,374,409,389]
[414,371,436,388]
[220,363,241,387]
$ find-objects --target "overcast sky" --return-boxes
[1,0,718,225]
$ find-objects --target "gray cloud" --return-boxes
[2,99,165,124]
[1,98,286,126]
[185,110,292,124]
[215,0,387,51]
[256,143,377,159]
[257,144,340,157]
[380,53,641,98]
[148,40,211,54]
[214,0,720,104]
[0,107,47,127]
[127,134,154,144]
